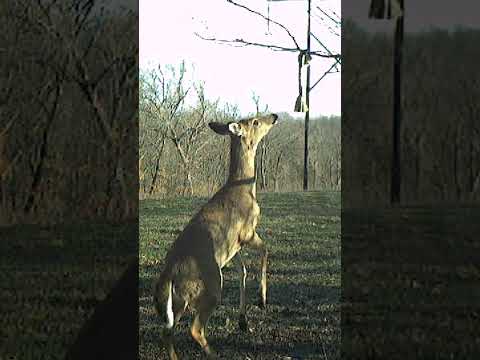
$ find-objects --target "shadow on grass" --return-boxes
[142,331,328,359]
[1,222,137,360]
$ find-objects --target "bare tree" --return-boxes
[141,63,215,196]
[1,0,137,223]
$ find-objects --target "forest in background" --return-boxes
[139,63,341,198]
[0,1,137,225]
[343,21,480,207]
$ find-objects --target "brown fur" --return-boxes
[153,114,278,359]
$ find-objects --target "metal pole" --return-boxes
[391,0,404,204]
[303,0,311,191]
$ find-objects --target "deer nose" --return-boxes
[271,113,278,124]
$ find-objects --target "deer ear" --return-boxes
[228,122,244,137]
[208,122,230,135]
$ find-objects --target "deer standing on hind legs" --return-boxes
[153,113,278,359]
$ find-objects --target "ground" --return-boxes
[0,222,136,359]
[139,191,341,360]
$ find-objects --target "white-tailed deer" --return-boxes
[153,113,278,359]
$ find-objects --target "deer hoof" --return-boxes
[204,345,218,359]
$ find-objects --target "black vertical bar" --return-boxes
[303,0,311,191]
[391,0,404,204]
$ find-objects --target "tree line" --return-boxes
[0,1,137,225]
[139,63,341,198]
[343,20,480,207]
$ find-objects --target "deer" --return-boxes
[153,113,278,359]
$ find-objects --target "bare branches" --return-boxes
[196,0,341,59]
[140,63,216,195]
[310,57,340,91]
[310,50,340,59]
[195,33,299,53]
[195,32,339,58]
[73,0,95,37]
[226,0,300,50]
[310,32,341,63]
[0,0,138,222]
[315,6,340,27]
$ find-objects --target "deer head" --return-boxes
[208,113,278,153]
[209,114,278,183]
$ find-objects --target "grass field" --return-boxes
[0,222,137,359]
[139,191,341,360]
[342,206,480,359]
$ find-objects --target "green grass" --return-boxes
[140,191,341,360]
[342,206,480,359]
[0,222,137,359]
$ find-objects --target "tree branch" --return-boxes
[310,32,341,65]
[315,6,340,27]
[195,33,299,53]
[310,51,341,59]
[195,33,339,58]
[226,0,300,50]
[310,58,341,91]
[196,1,340,59]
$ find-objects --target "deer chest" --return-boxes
[237,202,260,244]
[244,201,260,226]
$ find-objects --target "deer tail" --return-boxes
[153,270,174,329]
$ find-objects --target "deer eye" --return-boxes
[253,119,259,127]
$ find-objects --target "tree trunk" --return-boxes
[261,142,267,190]
[329,157,334,189]
[186,171,194,196]
[149,138,166,195]
[171,138,194,196]
[273,151,283,192]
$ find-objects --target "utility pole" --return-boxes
[267,0,312,191]
[391,0,404,204]
[369,0,404,205]
[303,0,311,191]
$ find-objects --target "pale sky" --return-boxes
[139,0,341,117]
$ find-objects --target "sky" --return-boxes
[139,0,341,118]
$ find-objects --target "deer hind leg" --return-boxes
[163,295,187,360]
[163,283,187,360]
[190,298,218,359]
[190,269,222,359]
[163,326,178,360]
[234,254,248,331]
[173,294,188,325]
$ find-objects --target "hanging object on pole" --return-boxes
[294,50,311,112]
[368,0,403,19]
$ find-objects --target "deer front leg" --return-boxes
[234,254,248,331]
[249,232,268,309]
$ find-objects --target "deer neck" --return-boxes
[227,138,257,195]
